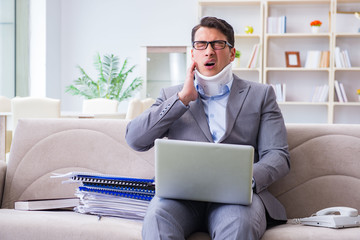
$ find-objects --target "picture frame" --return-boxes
[285,51,301,67]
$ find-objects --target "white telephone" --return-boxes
[300,207,360,229]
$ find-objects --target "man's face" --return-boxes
[191,27,236,77]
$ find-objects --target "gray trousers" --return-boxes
[142,194,267,240]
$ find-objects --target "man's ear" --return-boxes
[230,48,236,62]
[191,48,195,60]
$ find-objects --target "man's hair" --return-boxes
[191,16,235,48]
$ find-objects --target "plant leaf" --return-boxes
[65,53,142,101]
[118,76,143,102]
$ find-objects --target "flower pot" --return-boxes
[358,95,360,102]
[311,26,320,33]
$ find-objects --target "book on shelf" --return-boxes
[15,198,79,211]
[271,83,286,102]
[311,84,329,102]
[334,80,343,102]
[247,43,261,69]
[52,172,155,220]
[267,16,286,34]
[342,50,351,68]
[319,51,330,68]
[339,82,348,102]
[305,51,329,68]
[335,47,351,68]
[334,80,348,103]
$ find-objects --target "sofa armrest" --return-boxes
[0,160,7,206]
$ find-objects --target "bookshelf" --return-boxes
[197,0,360,124]
[333,0,360,124]
[264,0,333,123]
[265,0,360,124]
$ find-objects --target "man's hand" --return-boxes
[178,61,198,106]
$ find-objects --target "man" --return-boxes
[126,17,290,240]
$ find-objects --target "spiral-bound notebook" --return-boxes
[155,139,254,205]
[52,172,155,201]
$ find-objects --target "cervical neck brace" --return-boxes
[195,63,233,97]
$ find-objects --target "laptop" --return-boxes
[155,139,254,205]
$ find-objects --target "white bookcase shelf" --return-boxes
[265,68,331,71]
[266,33,331,38]
[334,102,360,106]
[235,34,262,38]
[279,102,329,106]
[233,68,261,71]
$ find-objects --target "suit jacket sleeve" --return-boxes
[126,86,187,151]
[252,84,290,194]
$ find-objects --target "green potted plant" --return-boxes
[66,53,142,102]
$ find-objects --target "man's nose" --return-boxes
[205,44,215,55]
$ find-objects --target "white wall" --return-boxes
[29,0,46,97]
[46,0,61,99]
[0,0,15,98]
[45,0,198,113]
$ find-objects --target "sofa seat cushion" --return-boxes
[2,209,359,240]
[262,223,360,240]
[0,209,142,240]
[0,209,211,240]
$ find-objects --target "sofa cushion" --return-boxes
[0,209,211,240]
[269,124,360,219]
[1,209,359,240]
[262,222,360,240]
[0,209,142,240]
[1,119,154,209]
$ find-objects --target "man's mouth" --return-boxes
[205,61,216,68]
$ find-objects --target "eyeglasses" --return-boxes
[192,40,233,50]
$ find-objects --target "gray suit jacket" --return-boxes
[126,75,290,221]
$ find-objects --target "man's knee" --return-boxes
[142,197,206,239]
[142,198,184,239]
[207,196,266,240]
[143,197,182,228]
[209,213,265,240]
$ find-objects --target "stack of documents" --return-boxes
[52,172,155,220]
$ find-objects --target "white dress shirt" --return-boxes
[196,80,233,142]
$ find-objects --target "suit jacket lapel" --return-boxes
[219,75,251,142]
[189,97,213,142]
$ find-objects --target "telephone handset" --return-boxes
[316,207,358,217]
[300,207,360,229]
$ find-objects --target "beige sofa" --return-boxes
[0,119,359,240]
